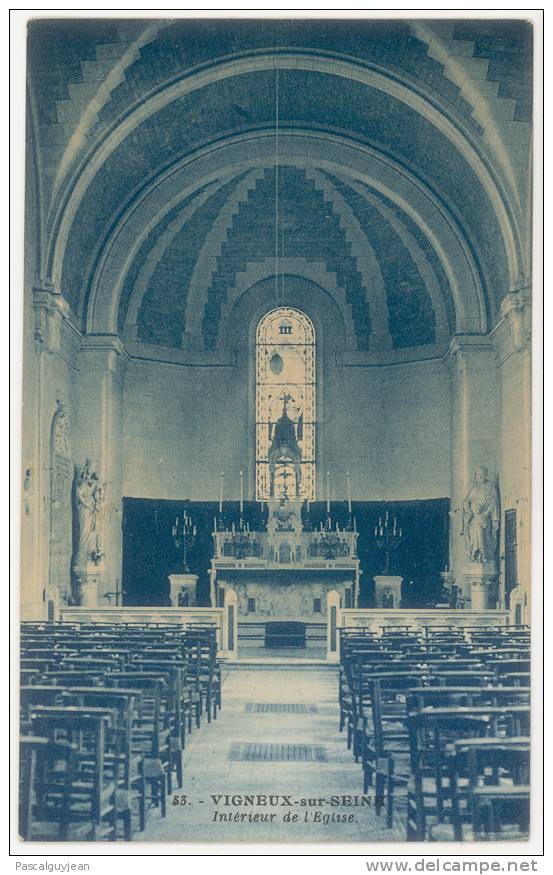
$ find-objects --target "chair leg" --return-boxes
[173,749,183,789]
[386,757,394,829]
[363,764,371,794]
[138,786,146,832]
[122,808,132,841]
[375,772,385,816]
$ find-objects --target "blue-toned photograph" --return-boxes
[18,14,534,846]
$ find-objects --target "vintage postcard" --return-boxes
[15,11,539,850]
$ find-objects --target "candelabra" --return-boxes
[229,530,252,559]
[374,510,403,574]
[172,510,197,573]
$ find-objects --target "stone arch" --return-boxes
[87,130,488,341]
[46,50,524,296]
[205,257,358,352]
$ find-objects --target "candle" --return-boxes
[219,472,224,513]
[239,470,244,513]
[374,526,377,537]
[214,516,217,533]
[326,471,330,513]
[346,471,352,514]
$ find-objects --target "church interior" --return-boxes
[19,17,533,844]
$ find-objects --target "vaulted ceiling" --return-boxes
[26,18,533,359]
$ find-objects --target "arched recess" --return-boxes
[255,306,316,501]
[47,401,73,616]
[86,130,488,340]
[225,273,348,502]
[207,257,359,353]
[46,50,524,296]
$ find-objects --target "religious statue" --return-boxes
[75,460,106,564]
[461,466,500,563]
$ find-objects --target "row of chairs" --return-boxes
[338,624,530,841]
[19,621,223,841]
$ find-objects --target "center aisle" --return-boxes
[139,666,403,843]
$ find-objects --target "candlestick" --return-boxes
[346,471,352,514]
[219,472,224,513]
[326,471,330,513]
[239,470,244,513]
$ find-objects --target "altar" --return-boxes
[209,498,360,647]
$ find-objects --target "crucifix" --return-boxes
[280,468,291,499]
[279,391,293,414]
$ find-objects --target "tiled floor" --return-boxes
[138,666,405,843]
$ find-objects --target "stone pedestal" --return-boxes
[73,563,103,607]
[374,575,403,608]
[169,573,198,607]
[465,562,497,610]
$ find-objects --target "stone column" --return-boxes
[446,335,498,606]
[73,335,127,607]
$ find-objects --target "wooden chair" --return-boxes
[19,736,77,841]
[60,688,146,837]
[430,739,530,841]
[28,709,118,840]
[362,677,419,826]
[104,673,170,816]
[406,710,492,841]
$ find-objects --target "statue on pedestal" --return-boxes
[75,460,106,565]
[461,467,500,563]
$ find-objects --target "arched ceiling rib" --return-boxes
[86,131,486,345]
[26,19,532,356]
[50,59,520,312]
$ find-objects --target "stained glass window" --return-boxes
[256,307,315,501]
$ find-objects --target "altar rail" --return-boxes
[326,603,510,661]
[59,606,237,659]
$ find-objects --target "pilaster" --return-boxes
[446,334,498,602]
[73,334,128,605]
[491,288,532,622]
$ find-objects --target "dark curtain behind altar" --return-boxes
[122,498,449,608]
